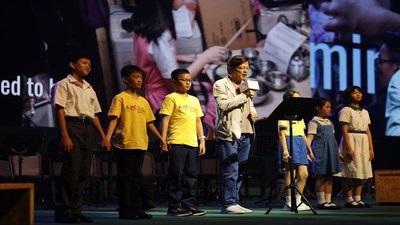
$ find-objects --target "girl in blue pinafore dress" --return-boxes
[307,98,341,210]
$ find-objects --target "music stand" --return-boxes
[0,133,42,182]
[264,97,318,215]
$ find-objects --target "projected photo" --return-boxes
[2,0,400,139]
[309,0,400,137]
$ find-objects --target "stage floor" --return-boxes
[34,197,400,225]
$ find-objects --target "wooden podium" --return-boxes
[374,170,400,203]
[0,183,34,225]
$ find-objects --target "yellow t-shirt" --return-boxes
[278,119,306,136]
[108,92,155,150]
[159,93,203,147]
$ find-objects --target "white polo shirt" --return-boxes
[51,74,101,118]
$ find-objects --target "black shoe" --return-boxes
[317,203,331,209]
[119,211,140,220]
[74,214,94,223]
[326,202,342,209]
[55,215,81,223]
[142,200,156,210]
[317,202,342,210]
[184,206,206,216]
[344,201,364,208]
[132,209,153,219]
[357,201,372,208]
[167,207,192,217]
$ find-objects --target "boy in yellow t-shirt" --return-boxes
[106,65,167,220]
[160,68,206,217]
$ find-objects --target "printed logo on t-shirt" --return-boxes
[130,105,136,111]
[124,105,145,114]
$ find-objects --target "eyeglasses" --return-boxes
[376,55,399,64]
[178,79,192,83]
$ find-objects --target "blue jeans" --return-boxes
[219,135,251,208]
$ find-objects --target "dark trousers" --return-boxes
[168,144,198,209]
[55,121,94,216]
[115,148,145,212]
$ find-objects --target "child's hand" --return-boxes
[199,46,229,64]
[198,139,206,155]
[160,141,169,153]
[307,151,315,162]
[282,151,290,163]
[100,138,111,151]
[61,136,73,152]
[338,150,345,162]
[369,149,375,161]
[346,149,355,160]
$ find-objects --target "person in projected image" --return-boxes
[362,31,400,137]
[376,32,400,136]
[309,0,400,137]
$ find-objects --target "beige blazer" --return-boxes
[213,76,256,141]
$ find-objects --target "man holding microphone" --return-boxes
[213,55,258,214]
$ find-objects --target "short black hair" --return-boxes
[65,51,92,68]
[171,68,190,80]
[313,98,331,115]
[120,64,146,80]
[343,86,363,103]
[227,55,249,74]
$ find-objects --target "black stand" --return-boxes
[253,151,281,205]
[264,97,318,215]
[22,113,48,207]
[102,149,117,204]
[1,133,42,182]
[197,140,220,204]
[251,118,281,205]
[91,149,117,206]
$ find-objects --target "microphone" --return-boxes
[240,79,259,100]
[240,79,260,92]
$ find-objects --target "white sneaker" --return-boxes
[282,203,291,211]
[221,205,246,214]
[235,204,253,213]
[297,203,311,211]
